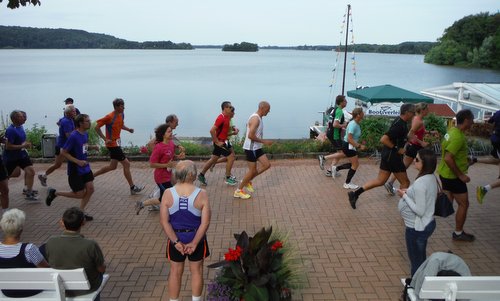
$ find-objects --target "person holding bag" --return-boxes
[397,148,438,276]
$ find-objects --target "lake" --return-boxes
[0,49,499,146]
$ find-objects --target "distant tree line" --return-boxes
[222,42,259,52]
[424,12,499,69]
[0,26,193,50]
[296,42,436,54]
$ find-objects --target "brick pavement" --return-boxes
[2,158,499,300]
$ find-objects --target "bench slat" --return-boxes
[0,269,109,301]
[401,276,500,301]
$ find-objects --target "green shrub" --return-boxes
[264,139,324,154]
[88,121,102,146]
[25,123,47,156]
[359,117,391,151]
[423,113,447,136]
[180,142,212,156]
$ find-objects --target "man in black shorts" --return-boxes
[319,95,349,176]
[45,114,98,221]
[348,104,415,209]
[2,110,37,201]
[438,109,475,241]
[93,98,144,195]
[197,101,237,186]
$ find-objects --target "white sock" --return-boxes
[455,231,463,235]
[485,185,492,191]
[170,299,179,301]
[192,296,201,301]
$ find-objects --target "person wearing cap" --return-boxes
[93,98,144,195]
[63,98,81,115]
[348,103,416,209]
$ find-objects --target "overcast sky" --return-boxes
[0,0,498,46]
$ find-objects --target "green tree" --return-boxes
[1,0,40,9]
[424,39,465,65]
[425,12,499,69]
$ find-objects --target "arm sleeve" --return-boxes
[149,144,161,163]
[63,134,75,151]
[214,114,224,127]
[24,243,46,265]
[5,127,17,144]
[96,113,111,128]
[444,131,464,156]
[61,120,74,136]
[402,180,427,217]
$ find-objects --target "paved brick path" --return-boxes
[2,158,499,300]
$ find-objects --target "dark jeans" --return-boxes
[405,219,436,276]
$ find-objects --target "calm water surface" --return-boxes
[0,49,499,146]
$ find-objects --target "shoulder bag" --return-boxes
[434,176,455,217]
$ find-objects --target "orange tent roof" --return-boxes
[428,104,455,118]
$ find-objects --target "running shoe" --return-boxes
[452,231,475,242]
[225,176,237,186]
[38,174,47,187]
[343,183,359,190]
[46,188,56,206]
[198,174,208,186]
[25,192,39,201]
[148,205,160,211]
[348,191,358,209]
[135,201,144,215]
[324,170,332,177]
[130,185,145,195]
[245,182,254,193]
[22,189,38,195]
[331,166,341,178]
[318,155,325,170]
[233,189,251,199]
[476,186,487,204]
[384,182,395,196]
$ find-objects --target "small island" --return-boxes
[222,42,259,52]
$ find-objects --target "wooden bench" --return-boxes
[401,276,500,301]
[0,268,109,301]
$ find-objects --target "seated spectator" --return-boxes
[0,208,49,298]
[409,252,471,301]
[45,207,106,299]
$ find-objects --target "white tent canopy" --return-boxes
[421,82,500,120]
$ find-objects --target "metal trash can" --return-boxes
[41,134,57,158]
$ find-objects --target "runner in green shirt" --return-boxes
[437,109,475,242]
